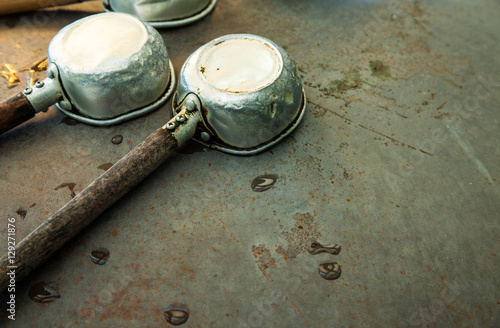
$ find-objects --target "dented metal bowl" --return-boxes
[34,12,175,125]
[103,0,217,28]
[172,34,306,155]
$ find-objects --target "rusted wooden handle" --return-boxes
[0,0,82,15]
[0,92,36,135]
[0,127,178,292]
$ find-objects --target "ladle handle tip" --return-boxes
[0,92,36,135]
[0,127,178,292]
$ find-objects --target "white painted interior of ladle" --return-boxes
[58,14,148,72]
[199,38,282,93]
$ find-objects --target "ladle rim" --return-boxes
[56,59,176,126]
[175,89,307,155]
[104,0,218,28]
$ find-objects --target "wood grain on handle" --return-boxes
[0,127,178,292]
[0,0,81,15]
[0,92,36,135]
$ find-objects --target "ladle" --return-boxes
[0,12,175,135]
[0,0,217,28]
[0,34,306,292]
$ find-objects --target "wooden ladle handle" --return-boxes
[0,92,36,135]
[0,127,178,291]
[0,0,82,15]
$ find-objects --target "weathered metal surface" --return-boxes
[1,0,499,327]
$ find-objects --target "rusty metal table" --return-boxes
[1,0,499,327]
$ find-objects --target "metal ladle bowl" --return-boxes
[0,12,175,134]
[171,34,306,155]
[49,12,175,124]
[0,0,217,28]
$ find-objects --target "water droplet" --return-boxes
[16,208,27,219]
[98,163,113,171]
[111,135,123,144]
[54,182,76,198]
[28,281,61,303]
[308,242,341,255]
[164,304,189,326]
[90,247,110,265]
[318,262,341,280]
[251,174,278,192]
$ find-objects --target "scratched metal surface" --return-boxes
[0,0,499,327]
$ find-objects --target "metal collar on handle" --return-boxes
[24,63,72,114]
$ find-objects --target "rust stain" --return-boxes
[258,267,273,282]
[276,213,321,260]
[252,245,276,281]
[285,296,309,324]
[179,265,196,280]
[436,101,448,110]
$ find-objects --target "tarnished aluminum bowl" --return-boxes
[173,34,306,155]
[47,12,174,125]
[103,0,217,28]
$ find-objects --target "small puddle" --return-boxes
[251,174,278,192]
[28,281,61,303]
[111,135,123,144]
[90,247,110,265]
[318,262,341,281]
[164,304,189,326]
[16,208,27,219]
[308,242,341,255]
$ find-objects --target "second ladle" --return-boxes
[0,12,175,135]
[0,34,306,292]
[0,0,217,28]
